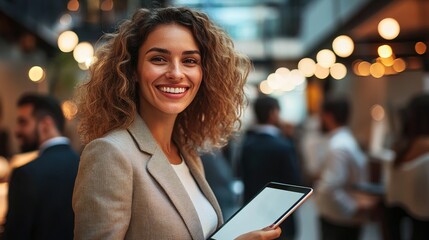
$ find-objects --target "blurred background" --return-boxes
[0,0,428,239]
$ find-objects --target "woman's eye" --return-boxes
[183,58,199,65]
[151,56,166,63]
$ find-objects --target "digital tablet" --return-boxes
[208,182,313,240]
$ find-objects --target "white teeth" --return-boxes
[159,87,186,94]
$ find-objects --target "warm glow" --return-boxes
[379,55,395,67]
[28,66,45,82]
[85,56,97,68]
[353,60,362,76]
[280,79,295,92]
[317,49,336,68]
[298,58,316,77]
[378,18,400,40]
[62,100,78,120]
[101,0,114,11]
[370,62,385,78]
[290,69,305,86]
[378,45,393,58]
[332,35,354,57]
[275,68,292,91]
[58,31,79,53]
[415,42,427,55]
[260,80,273,95]
[314,64,330,79]
[371,104,385,121]
[357,61,371,76]
[330,63,347,80]
[67,0,79,11]
[267,73,282,90]
[73,42,94,63]
[392,58,406,72]
[275,67,290,79]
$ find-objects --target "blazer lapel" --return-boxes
[127,115,204,240]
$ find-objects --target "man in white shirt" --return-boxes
[314,96,377,240]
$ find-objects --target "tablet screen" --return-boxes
[209,183,312,240]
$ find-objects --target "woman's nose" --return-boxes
[165,62,184,80]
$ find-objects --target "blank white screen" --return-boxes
[211,187,304,240]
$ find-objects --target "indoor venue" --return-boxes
[0,0,428,239]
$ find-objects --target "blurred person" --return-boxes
[314,96,377,240]
[385,93,429,240]
[73,7,281,240]
[239,95,301,240]
[0,97,11,159]
[3,93,79,240]
[201,148,238,221]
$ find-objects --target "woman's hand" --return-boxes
[234,226,281,240]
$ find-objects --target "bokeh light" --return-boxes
[316,49,336,68]
[378,45,393,58]
[357,61,371,76]
[28,66,45,82]
[314,64,330,79]
[101,0,114,11]
[371,104,385,121]
[290,69,305,86]
[415,42,427,55]
[67,0,79,11]
[73,42,94,63]
[330,63,347,80]
[332,35,354,57]
[298,58,316,77]
[275,67,290,79]
[378,18,400,40]
[379,55,395,67]
[370,62,385,78]
[260,80,273,95]
[392,58,406,72]
[267,73,282,90]
[58,31,79,53]
[62,100,78,120]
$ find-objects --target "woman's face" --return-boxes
[136,23,202,118]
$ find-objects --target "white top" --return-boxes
[314,127,368,224]
[172,160,218,238]
[386,153,429,219]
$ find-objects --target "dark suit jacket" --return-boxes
[239,129,301,239]
[4,144,79,240]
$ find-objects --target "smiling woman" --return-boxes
[137,24,203,120]
[72,6,282,240]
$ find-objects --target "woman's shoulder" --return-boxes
[95,129,132,144]
[83,128,136,154]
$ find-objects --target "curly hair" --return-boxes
[76,7,251,155]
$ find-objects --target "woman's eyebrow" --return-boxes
[146,48,200,56]
[183,50,200,56]
[146,47,170,54]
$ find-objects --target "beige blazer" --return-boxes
[72,115,223,240]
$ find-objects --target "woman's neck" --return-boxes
[139,111,182,164]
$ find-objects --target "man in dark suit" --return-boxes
[239,96,301,240]
[4,93,79,240]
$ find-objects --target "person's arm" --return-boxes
[73,139,133,239]
[4,168,36,239]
